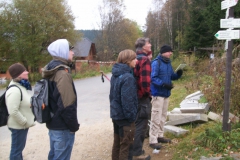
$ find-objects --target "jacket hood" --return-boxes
[42,57,70,79]
[47,39,70,60]
[112,63,133,77]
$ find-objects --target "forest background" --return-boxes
[1,0,240,72]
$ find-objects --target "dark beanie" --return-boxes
[8,63,26,79]
[160,45,173,54]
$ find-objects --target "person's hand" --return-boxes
[162,83,174,90]
[177,69,183,77]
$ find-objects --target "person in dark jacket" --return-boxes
[129,37,152,160]
[110,49,138,160]
[149,45,183,147]
[42,39,79,160]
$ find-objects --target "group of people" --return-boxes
[109,37,183,160]
[5,39,79,160]
[4,37,182,160]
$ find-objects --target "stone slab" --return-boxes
[164,125,189,136]
[221,111,239,123]
[165,114,208,126]
[180,99,199,106]
[180,102,209,108]
[180,108,207,113]
[170,108,182,114]
[168,113,207,121]
[180,103,209,113]
[185,91,203,100]
[230,153,240,160]
[208,112,222,122]
[200,156,222,160]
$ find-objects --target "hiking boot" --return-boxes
[133,154,151,160]
[149,143,162,150]
[157,137,171,143]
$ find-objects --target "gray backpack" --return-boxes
[31,79,53,123]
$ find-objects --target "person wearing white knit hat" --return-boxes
[42,39,79,160]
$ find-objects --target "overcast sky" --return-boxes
[67,0,153,30]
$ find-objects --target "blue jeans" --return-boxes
[48,130,75,160]
[9,128,29,160]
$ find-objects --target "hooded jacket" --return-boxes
[42,39,79,132]
[151,55,181,98]
[109,63,138,123]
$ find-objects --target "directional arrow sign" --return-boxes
[215,30,240,40]
[221,0,238,10]
[221,19,240,28]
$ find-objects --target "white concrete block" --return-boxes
[168,113,207,121]
[221,111,239,123]
[165,114,208,126]
[164,125,189,136]
[170,108,182,114]
[208,112,222,122]
[185,91,203,99]
[180,103,209,113]
[180,103,208,108]
[180,99,199,106]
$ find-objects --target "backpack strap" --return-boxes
[7,85,23,101]
[152,58,161,67]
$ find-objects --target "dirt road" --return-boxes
[0,74,173,160]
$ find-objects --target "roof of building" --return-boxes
[73,38,94,57]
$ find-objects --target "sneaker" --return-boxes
[157,137,171,143]
[133,154,151,160]
[149,143,162,150]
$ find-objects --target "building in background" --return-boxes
[73,38,97,60]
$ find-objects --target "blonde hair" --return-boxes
[117,49,136,66]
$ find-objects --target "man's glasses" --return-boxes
[69,46,74,50]
[69,41,74,50]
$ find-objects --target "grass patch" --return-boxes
[168,56,239,159]
[0,63,113,90]
[72,63,112,79]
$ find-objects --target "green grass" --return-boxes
[167,56,240,160]
[72,64,112,79]
[0,64,113,89]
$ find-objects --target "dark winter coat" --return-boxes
[151,55,181,98]
[42,57,79,132]
[109,63,138,123]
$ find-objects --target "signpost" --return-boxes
[214,30,240,39]
[221,0,238,10]
[220,18,240,28]
[216,0,239,132]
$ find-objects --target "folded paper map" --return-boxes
[175,64,187,72]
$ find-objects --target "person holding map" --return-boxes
[149,44,183,148]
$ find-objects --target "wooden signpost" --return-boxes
[216,0,239,131]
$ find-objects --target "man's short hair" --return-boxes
[135,37,150,52]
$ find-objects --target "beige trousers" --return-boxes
[149,96,169,144]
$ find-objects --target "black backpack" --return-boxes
[0,85,22,127]
[31,79,53,123]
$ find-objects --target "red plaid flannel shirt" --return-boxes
[134,52,151,98]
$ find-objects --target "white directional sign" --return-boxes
[221,0,238,10]
[215,30,240,40]
[221,19,240,28]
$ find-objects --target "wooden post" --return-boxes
[222,7,234,131]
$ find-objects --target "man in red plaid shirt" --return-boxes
[130,37,152,160]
